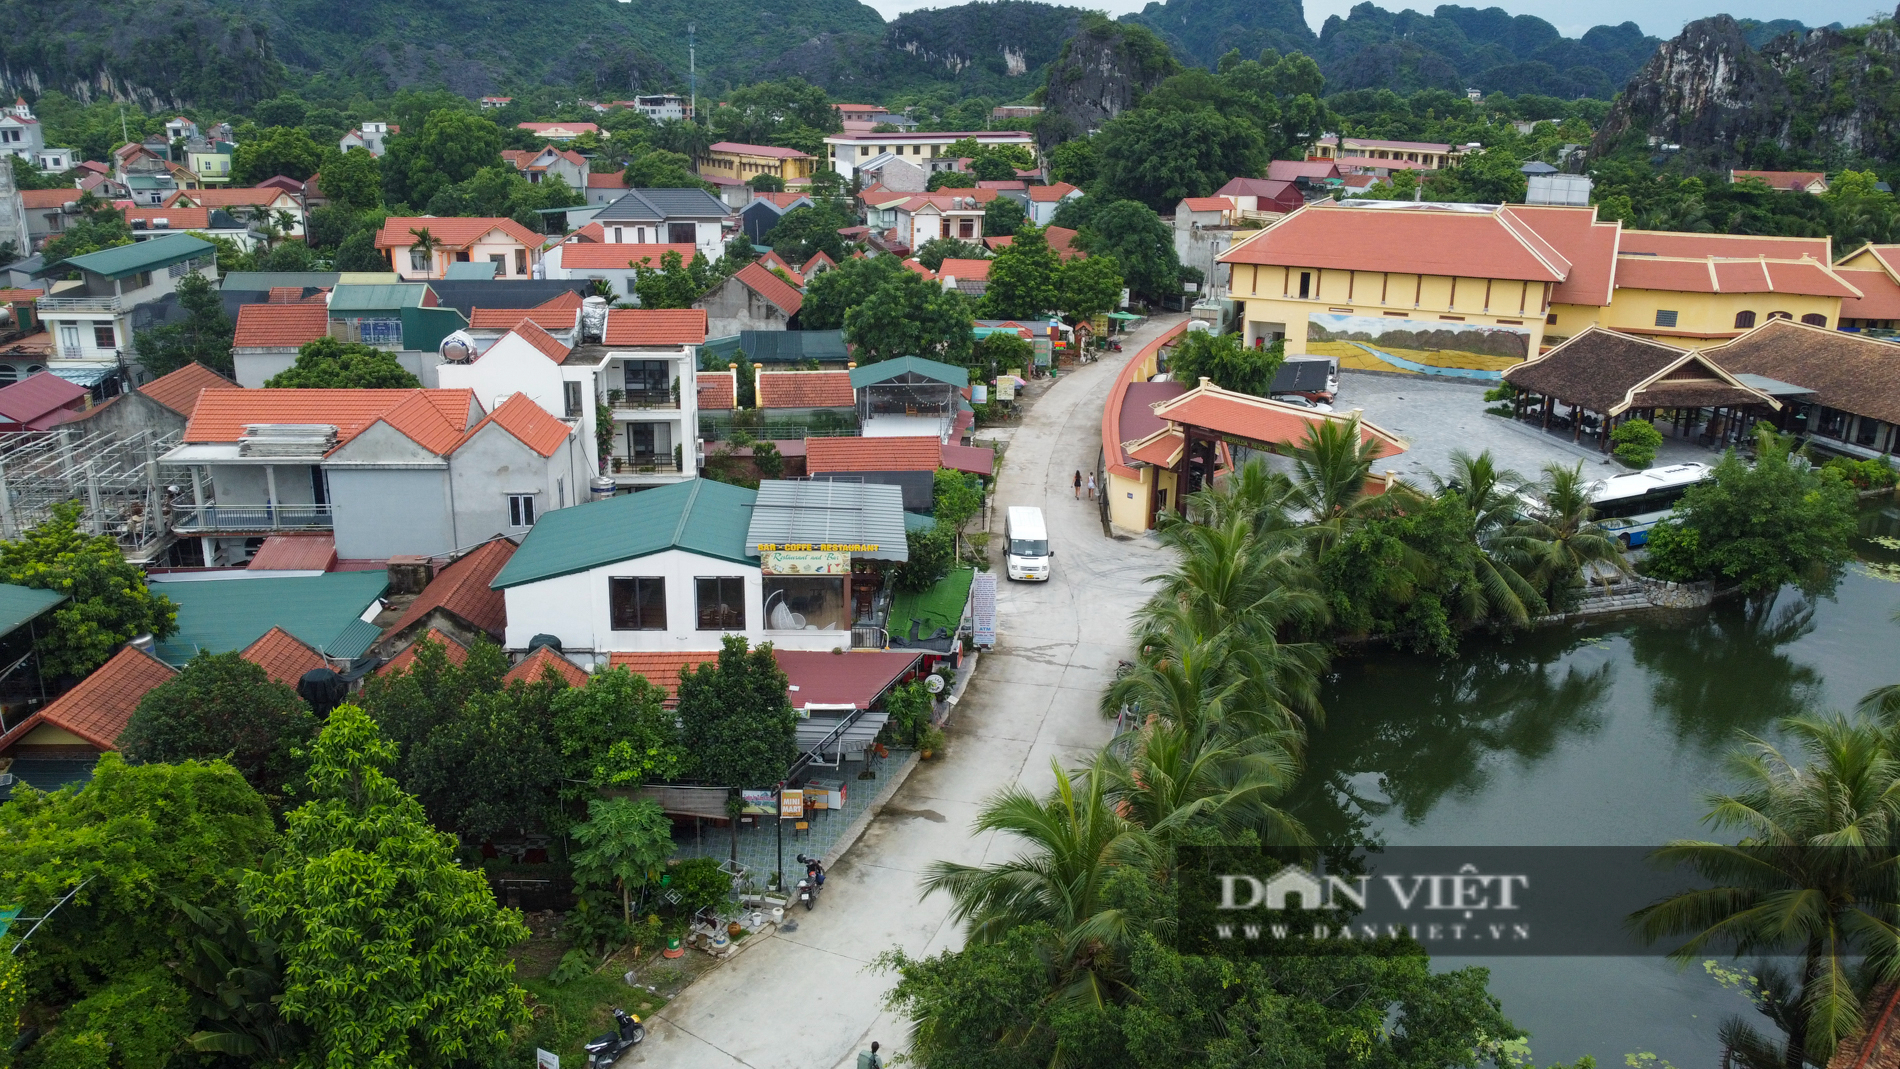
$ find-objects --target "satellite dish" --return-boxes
[924,674,945,694]
[439,329,477,363]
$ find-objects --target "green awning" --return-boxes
[1105,312,1144,321]
[0,584,66,640]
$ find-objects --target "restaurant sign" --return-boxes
[761,549,851,575]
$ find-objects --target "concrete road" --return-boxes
[626,317,1182,1069]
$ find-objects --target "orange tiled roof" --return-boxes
[1150,382,1406,458]
[240,626,327,687]
[1618,229,1831,261]
[607,651,717,698]
[378,628,469,676]
[375,216,542,250]
[757,370,853,409]
[1028,181,1079,203]
[1509,205,1620,307]
[806,435,941,472]
[1123,427,1185,467]
[372,392,472,455]
[465,393,571,457]
[21,189,78,210]
[1219,203,1569,283]
[1838,267,1900,320]
[468,304,576,332]
[505,646,588,687]
[571,222,606,243]
[494,320,573,363]
[697,371,736,410]
[381,538,515,642]
[586,172,629,190]
[0,288,45,302]
[233,303,329,348]
[124,206,211,229]
[603,308,706,346]
[268,286,307,303]
[172,186,295,208]
[138,361,239,417]
[939,258,990,280]
[0,646,176,753]
[558,242,697,271]
[185,389,477,450]
[1181,197,1232,213]
[246,533,337,571]
[733,261,804,316]
[534,290,583,313]
[1613,255,1862,298]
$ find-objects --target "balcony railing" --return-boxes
[37,295,125,314]
[607,454,683,475]
[171,502,334,534]
[606,390,680,411]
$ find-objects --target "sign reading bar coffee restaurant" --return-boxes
[761,549,851,575]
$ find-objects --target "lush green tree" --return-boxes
[0,502,178,679]
[893,523,955,593]
[552,665,682,802]
[801,254,902,330]
[1430,449,1545,624]
[243,705,530,1067]
[844,267,975,366]
[120,650,316,808]
[712,78,841,156]
[172,900,304,1062]
[333,228,388,271]
[1098,107,1266,211]
[42,197,133,264]
[983,196,1026,237]
[915,237,988,272]
[29,965,196,1069]
[933,467,985,551]
[624,148,708,190]
[1048,138,1101,187]
[1070,200,1180,302]
[319,146,384,212]
[632,249,714,309]
[11,156,74,190]
[233,126,324,185]
[983,223,1061,318]
[132,272,236,376]
[969,330,1034,383]
[1644,431,1859,594]
[1610,417,1663,469]
[266,336,423,389]
[764,201,856,264]
[747,173,785,193]
[569,796,674,925]
[392,108,505,207]
[1633,713,1900,1069]
[676,635,798,791]
[252,94,308,128]
[1056,253,1125,321]
[1316,493,1495,655]
[1822,169,1900,251]
[971,154,1019,182]
[402,680,562,842]
[927,170,978,191]
[1427,147,1528,203]
[0,754,272,994]
[1168,330,1283,396]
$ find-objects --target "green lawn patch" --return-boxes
[515,956,670,1064]
[889,566,974,637]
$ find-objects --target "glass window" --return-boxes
[564,381,583,417]
[763,576,845,631]
[1653,309,1678,328]
[1801,313,1827,326]
[1734,310,1756,329]
[1009,537,1049,556]
[696,577,746,630]
[609,577,667,630]
[409,248,429,270]
[93,324,116,348]
[507,494,535,527]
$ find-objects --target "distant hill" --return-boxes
[761,1,1082,99]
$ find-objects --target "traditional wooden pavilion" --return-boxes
[1502,327,1784,451]
[1121,379,1407,517]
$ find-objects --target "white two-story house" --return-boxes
[35,232,217,382]
[590,189,730,263]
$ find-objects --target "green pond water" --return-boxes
[1291,501,1900,1063]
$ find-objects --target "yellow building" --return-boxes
[1217,202,1862,377]
[699,141,817,185]
[1310,136,1468,171]
[1831,243,1900,330]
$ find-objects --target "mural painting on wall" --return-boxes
[1305,314,1529,381]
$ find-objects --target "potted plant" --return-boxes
[919,724,945,760]
[608,388,625,404]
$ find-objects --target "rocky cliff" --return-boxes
[1037,15,1181,147]
[1592,11,1900,169]
[0,0,281,108]
[763,1,1078,97]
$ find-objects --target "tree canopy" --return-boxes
[132,273,235,377]
[119,651,316,809]
[982,224,1061,319]
[0,502,178,679]
[676,635,798,790]
[267,336,423,389]
[843,265,976,366]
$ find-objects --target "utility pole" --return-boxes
[688,24,697,124]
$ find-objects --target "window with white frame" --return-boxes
[409,248,429,270]
[506,494,537,528]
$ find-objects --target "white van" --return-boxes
[1005,506,1051,581]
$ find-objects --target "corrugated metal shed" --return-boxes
[848,355,969,389]
[745,481,909,562]
[329,283,431,314]
[491,479,758,589]
[0,584,66,640]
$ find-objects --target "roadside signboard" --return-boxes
[971,571,997,648]
[536,1050,559,1069]
[780,788,804,819]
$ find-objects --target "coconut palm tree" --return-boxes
[1183,456,1297,541]
[1142,511,1327,646]
[1631,713,1900,1069]
[920,760,1149,1005]
[1432,449,1526,537]
[1100,708,1307,850]
[408,226,441,277]
[1499,461,1625,609]
[1431,449,1546,627]
[1285,414,1399,549]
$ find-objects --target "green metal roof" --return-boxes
[0,584,66,640]
[220,271,343,291]
[701,331,850,364]
[849,355,969,389]
[402,306,470,353]
[45,232,213,281]
[151,571,390,665]
[445,261,499,279]
[329,283,432,314]
[491,480,758,589]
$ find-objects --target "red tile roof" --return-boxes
[1268,160,1342,182]
[807,435,940,472]
[603,308,706,346]
[558,242,698,271]
[1618,229,1830,261]
[534,290,584,314]
[1508,205,1620,307]
[1731,170,1827,190]
[803,251,837,273]
[978,180,1026,191]
[371,392,469,455]
[608,651,718,698]
[375,216,542,250]
[240,626,327,686]
[172,186,296,208]
[381,538,516,642]
[465,393,572,457]
[1838,268,1900,320]
[733,261,804,316]
[773,649,919,710]
[505,646,588,687]
[757,370,854,409]
[0,646,177,754]
[124,206,210,229]
[586,172,629,190]
[752,191,810,209]
[1219,203,1570,283]
[1027,181,1079,203]
[1116,380,1189,468]
[21,189,79,210]
[378,628,469,676]
[268,286,307,303]
[0,288,44,303]
[571,222,606,244]
[938,258,990,280]
[138,361,239,417]
[1125,427,1185,467]
[940,442,996,476]
[247,533,338,571]
[519,122,599,135]
[708,141,812,159]
[1181,197,1232,213]
[469,305,579,331]
[185,389,478,450]
[697,371,737,410]
[1612,255,1861,298]
[494,320,572,363]
[233,302,330,348]
[1149,383,1406,458]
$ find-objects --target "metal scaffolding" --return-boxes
[0,425,181,562]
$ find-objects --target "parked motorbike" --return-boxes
[796,853,826,911]
[1109,340,1124,352]
[584,1009,644,1069]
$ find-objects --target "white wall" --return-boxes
[448,420,587,548]
[233,348,298,388]
[324,423,454,557]
[501,547,851,653]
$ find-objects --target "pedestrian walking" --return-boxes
[1073,470,1082,499]
[858,1041,883,1069]
[1086,473,1096,500]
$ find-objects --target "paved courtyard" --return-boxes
[1334,370,1717,487]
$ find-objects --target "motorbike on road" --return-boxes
[796,853,826,911]
[585,1008,644,1068]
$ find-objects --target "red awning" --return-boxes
[775,649,921,710]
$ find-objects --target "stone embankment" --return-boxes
[1538,575,1715,623]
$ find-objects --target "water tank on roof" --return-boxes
[439,329,477,363]
[581,296,608,342]
[529,634,563,652]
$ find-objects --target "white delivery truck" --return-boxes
[1005,506,1051,581]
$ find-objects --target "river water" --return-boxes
[1290,501,1900,1063]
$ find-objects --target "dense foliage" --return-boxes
[0,503,178,679]
[120,651,317,809]
[266,336,423,389]
[1168,330,1283,396]
[132,274,237,378]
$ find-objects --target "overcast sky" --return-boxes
[858,0,1884,41]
